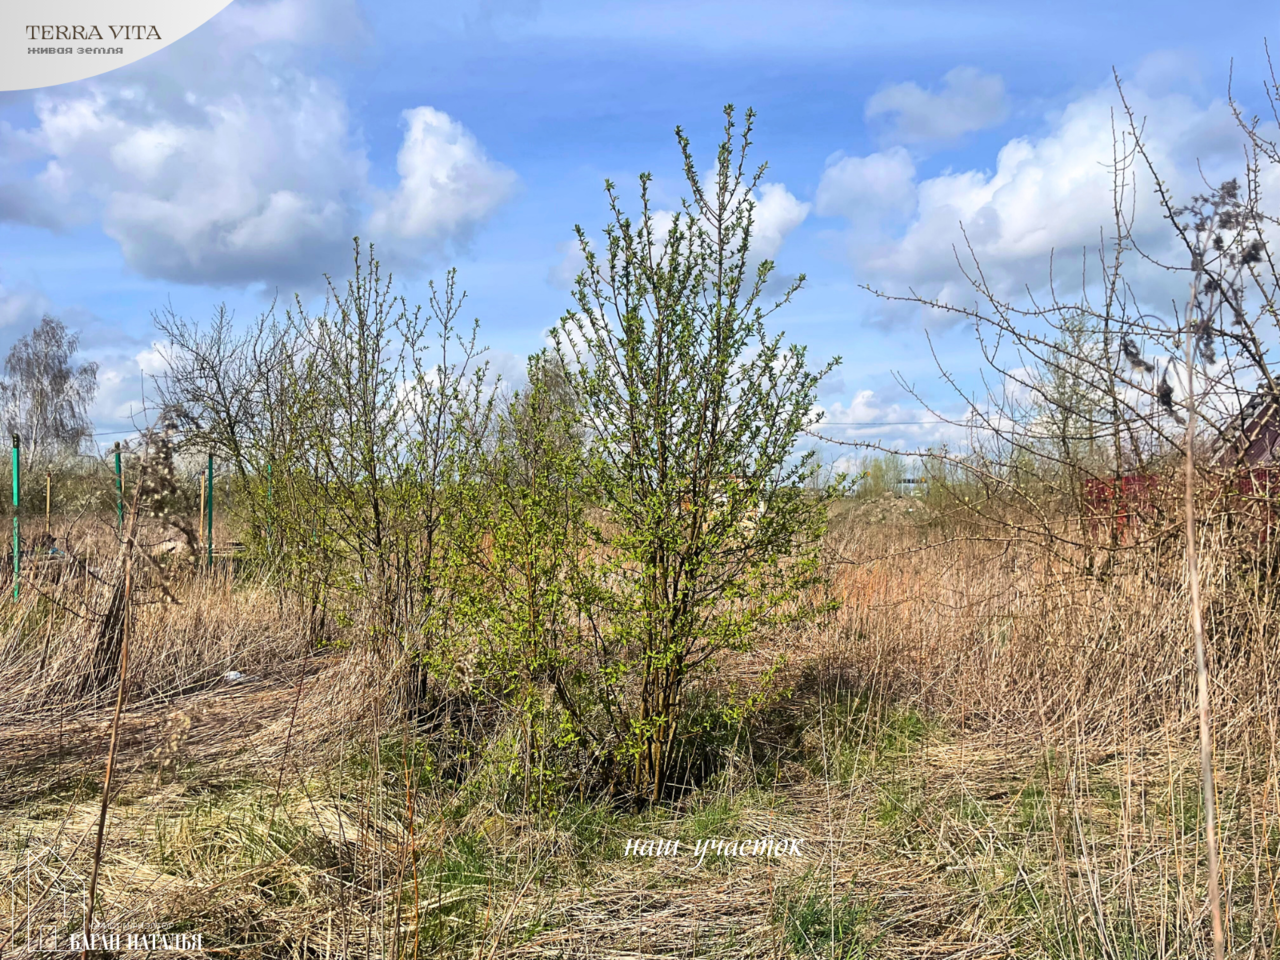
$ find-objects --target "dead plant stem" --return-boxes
[1183,281,1226,960]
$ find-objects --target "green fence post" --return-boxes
[206,454,214,570]
[114,441,123,531]
[267,462,273,545]
[11,435,18,601]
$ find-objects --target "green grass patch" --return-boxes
[774,879,880,960]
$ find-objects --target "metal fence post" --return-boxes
[12,435,19,601]
[206,454,214,570]
[267,461,273,545]
[114,441,123,531]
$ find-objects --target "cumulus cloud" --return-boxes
[89,349,152,430]
[368,107,518,245]
[809,390,968,450]
[33,75,371,288]
[866,66,1009,144]
[825,78,1245,323]
[0,282,52,332]
[751,182,810,260]
[548,239,586,290]
[0,0,516,289]
[548,180,808,289]
[815,146,916,223]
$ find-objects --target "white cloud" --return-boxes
[684,174,810,262]
[826,79,1245,322]
[0,282,52,331]
[134,342,173,376]
[815,146,916,222]
[85,341,196,440]
[0,0,516,289]
[548,180,808,289]
[751,182,810,260]
[368,107,518,245]
[37,74,371,288]
[809,390,968,450]
[866,66,1009,144]
[89,351,151,429]
[548,239,586,290]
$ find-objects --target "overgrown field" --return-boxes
[1,502,1275,960]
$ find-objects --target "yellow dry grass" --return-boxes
[0,507,1276,958]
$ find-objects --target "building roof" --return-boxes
[1212,389,1280,468]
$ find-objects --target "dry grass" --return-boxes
[0,506,1277,958]
[818,512,1280,957]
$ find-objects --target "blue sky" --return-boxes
[0,0,1277,453]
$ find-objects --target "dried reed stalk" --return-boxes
[82,471,143,953]
[1182,283,1225,960]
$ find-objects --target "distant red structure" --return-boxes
[1208,389,1280,539]
[1212,390,1280,469]
[1081,474,1165,542]
[1082,470,1280,543]
[1081,389,1280,543]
